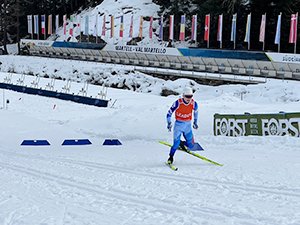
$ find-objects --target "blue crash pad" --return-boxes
[21,140,50,146]
[62,139,92,145]
[103,139,122,145]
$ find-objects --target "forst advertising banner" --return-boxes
[214,112,300,137]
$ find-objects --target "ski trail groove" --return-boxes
[0,160,290,225]
[1,149,299,199]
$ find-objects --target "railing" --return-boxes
[26,44,300,84]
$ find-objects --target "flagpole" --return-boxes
[208,14,210,48]
[31,15,33,39]
[248,13,251,50]
[37,15,39,40]
[234,13,237,50]
[295,12,298,54]
[220,14,223,49]
[278,12,281,53]
[96,15,98,44]
[80,16,82,43]
[263,13,266,51]
[44,15,46,40]
[196,14,198,47]
[63,15,66,42]
[112,15,114,45]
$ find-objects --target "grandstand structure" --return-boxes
[21,39,300,84]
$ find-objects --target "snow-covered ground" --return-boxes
[1,55,300,224]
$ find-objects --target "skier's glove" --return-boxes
[167,122,172,132]
[193,122,198,130]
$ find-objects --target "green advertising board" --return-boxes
[214,112,300,137]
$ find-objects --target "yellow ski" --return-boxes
[159,140,223,167]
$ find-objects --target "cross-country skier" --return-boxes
[166,86,199,164]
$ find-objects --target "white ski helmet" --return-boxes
[183,86,193,96]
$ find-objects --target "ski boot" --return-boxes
[167,154,174,164]
[179,140,187,151]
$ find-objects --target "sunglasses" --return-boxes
[184,95,193,98]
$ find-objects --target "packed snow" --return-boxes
[1,54,300,225]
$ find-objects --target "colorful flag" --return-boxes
[48,15,52,35]
[149,16,153,39]
[77,15,81,35]
[138,16,143,38]
[179,15,185,41]
[34,15,39,34]
[191,15,197,41]
[217,14,223,42]
[129,15,133,38]
[275,13,281,44]
[63,15,67,35]
[231,14,237,41]
[102,15,106,36]
[93,14,98,37]
[120,16,124,37]
[55,15,59,34]
[159,15,163,40]
[204,14,210,41]
[41,15,45,34]
[259,14,266,42]
[84,16,89,35]
[169,15,174,40]
[27,15,32,34]
[69,15,74,35]
[110,15,114,37]
[289,14,298,43]
[244,13,251,42]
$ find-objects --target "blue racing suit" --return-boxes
[167,98,198,156]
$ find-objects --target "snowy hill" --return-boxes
[1,55,300,224]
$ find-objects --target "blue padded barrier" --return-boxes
[62,139,92,146]
[21,140,50,146]
[103,139,122,146]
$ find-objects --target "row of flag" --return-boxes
[226,12,298,51]
[27,13,299,50]
[27,14,153,40]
